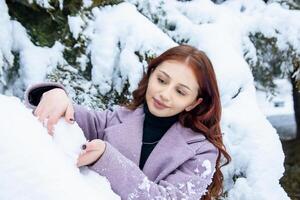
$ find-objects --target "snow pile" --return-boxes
[0,95,120,200]
[221,86,288,199]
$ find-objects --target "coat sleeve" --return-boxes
[24,82,67,109]
[24,82,122,141]
[73,105,122,141]
[90,141,218,200]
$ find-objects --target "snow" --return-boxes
[28,0,64,10]
[0,0,297,199]
[12,22,66,88]
[83,0,93,8]
[0,1,65,96]
[256,79,296,140]
[200,160,212,179]
[187,182,196,195]
[81,3,176,94]
[0,0,14,87]
[138,177,151,192]
[68,15,85,40]
[0,95,120,200]
[32,0,52,9]
[256,79,294,116]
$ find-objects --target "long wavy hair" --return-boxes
[124,44,231,200]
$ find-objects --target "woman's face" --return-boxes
[145,60,203,117]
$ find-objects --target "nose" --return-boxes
[159,86,172,102]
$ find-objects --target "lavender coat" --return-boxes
[25,83,218,200]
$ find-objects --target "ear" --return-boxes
[185,98,203,112]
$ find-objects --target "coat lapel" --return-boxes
[104,106,145,165]
[142,122,198,182]
[105,106,207,183]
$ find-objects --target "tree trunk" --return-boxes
[291,74,300,140]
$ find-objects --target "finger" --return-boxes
[33,104,42,117]
[34,99,47,117]
[77,151,100,167]
[35,105,49,122]
[38,110,49,124]
[42,118,52,135]
[83,142,94,152]
[77,154,87,167]
[65,102,75,124]
[47,113,61,135]
[47,127,54,136]
[84,141,100,152]
[85,139,104,152]
[77,153,90,167]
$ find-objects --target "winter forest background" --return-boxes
[0,0,300,199]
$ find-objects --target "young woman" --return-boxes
[25,44,231,200]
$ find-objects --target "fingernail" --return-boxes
[81,144,87,150]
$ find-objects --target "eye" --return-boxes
[157,77,166,84]
[177,89,186,96]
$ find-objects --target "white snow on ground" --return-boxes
[0,95,120,200]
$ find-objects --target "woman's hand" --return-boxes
[77,139,106,167]
[33,88,74,134]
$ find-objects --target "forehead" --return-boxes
[155,60,199,90]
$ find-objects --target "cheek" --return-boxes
[146,78,158,94]
[173,97,195,110]
[146,79,156,99]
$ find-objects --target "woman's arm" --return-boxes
[90,141,218,200]
[24,82,121,141]
[24,82,67,109]
[72,104,120,141]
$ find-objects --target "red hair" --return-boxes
[124,44,231,199]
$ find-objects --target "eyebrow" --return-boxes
[158,70,192,91]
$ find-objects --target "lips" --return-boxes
[153,98,169,109]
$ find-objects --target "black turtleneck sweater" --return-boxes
[139,102,179,170]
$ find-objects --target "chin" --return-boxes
[148,106,163,116]
[149,106,176,117]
